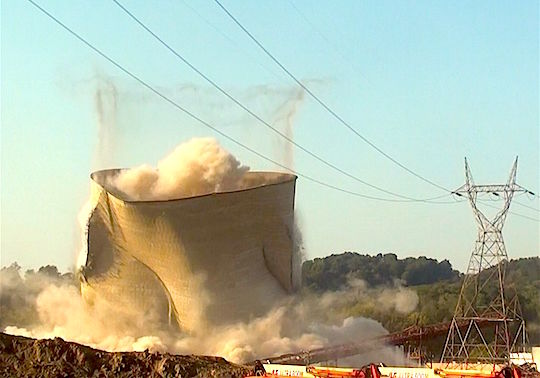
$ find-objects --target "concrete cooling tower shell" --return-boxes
[80,169,298,332]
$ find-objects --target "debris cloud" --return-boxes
[109,138,249,200]
[2,263,415,364]
[2,135,414,365]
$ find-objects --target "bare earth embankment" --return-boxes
[0,332,250,377]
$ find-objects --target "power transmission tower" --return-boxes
[441,157,530,365]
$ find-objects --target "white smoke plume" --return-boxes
[378,286,419,314]
[345,277,420,315]
[109,138,250,200]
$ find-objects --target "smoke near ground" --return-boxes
[1,262,415,364]
[1,136,417,365]
[1,78,412,364]
[345,277,420,314]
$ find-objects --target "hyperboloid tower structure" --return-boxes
[441,157,530,365]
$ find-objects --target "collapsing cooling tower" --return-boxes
[80,169,298,332]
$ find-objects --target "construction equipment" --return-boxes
[247,362,382,377]
[257,319,494,365]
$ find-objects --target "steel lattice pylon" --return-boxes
[441,157,529,365]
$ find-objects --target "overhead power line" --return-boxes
[286,0,365,82]
[514,200,539,213]
[25,0,540,222]
[213,0,452,194]
[462,191,539,213]
[479,201,539,222]
[111,0,447,203]
[27,0,452,204]
[178,0,282,81]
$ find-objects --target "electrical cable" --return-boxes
[26,0,539,222]
[111,0,449,203]
[213,0,452,194]
[513,200,539,213]
[286,0,366,82]
[478,200,539,222]
[215,0,540,216]
[178,0,283,81]
[27,0,456,204]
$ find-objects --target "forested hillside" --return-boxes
[1,254,538,361]
[302,253,540,349]
[302,253,460,291]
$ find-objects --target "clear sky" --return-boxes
[1,0,538,273]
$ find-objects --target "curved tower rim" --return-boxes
[90,169,297,203]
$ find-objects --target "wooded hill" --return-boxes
[301,253,540,349]
[1,254,538,361]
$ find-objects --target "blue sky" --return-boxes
[1,0,538,272]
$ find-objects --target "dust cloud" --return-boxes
[2,263,414,364]
[2,77,413,364]
[108,138,250,200]
[345,277,419,314]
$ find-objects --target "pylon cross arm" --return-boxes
[454,184,527,195]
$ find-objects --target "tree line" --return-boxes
[301,253,540,353]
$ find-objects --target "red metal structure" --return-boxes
[257,319,494,365]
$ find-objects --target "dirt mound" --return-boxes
[0,332,251,377]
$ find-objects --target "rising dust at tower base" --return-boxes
[79,169,298,333]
